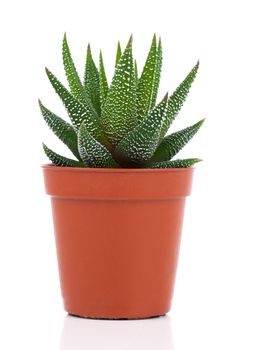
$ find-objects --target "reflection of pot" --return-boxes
[60,314,174,350]
[43,165,194,319]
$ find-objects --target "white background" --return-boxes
[0,0,261,349]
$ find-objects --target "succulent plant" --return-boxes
[40,34,204,168]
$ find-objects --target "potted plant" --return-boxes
[41,34,204,319]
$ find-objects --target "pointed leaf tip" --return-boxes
[128,34,133,44]
[38,99,46,110]
[163,92,169,101]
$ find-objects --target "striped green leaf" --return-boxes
[45,68,108,146]
[151,119,205,162]
[43,143,84,167]
[84,44,100,115]
[146,158,202,168]
[99,50,109,108]
[115,95,168,165]
[78,123,118,168]
[115,41,122,67]
[137,34,162,120]
[101,36,137,146]
[39,100,81,160]
[160,61,199,140]
[62,33,87,106]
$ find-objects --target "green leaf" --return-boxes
[151,119,205,162]
[160,61,199,140]
[62,33,87,106]
[137,34,162,120]
[101,36,137,146]
[134,59,138,86]
[43,143,84,167]
[78,123,118,168]
[146,158,202,168]
[115,95,168,165]
[45,68,107,145]
[84,44,100,116]
[39,100,81,160]
[99,50,109,108]
[115,41,122,67]
[151,37,163,109]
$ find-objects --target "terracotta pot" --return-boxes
[42,165,194,319]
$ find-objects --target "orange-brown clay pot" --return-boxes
[42,165,194,319]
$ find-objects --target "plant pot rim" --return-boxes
[42,164,194,199]
[42,164,195,174]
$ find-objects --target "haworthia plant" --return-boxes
[41,34,204,168]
